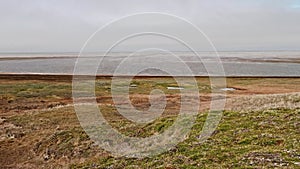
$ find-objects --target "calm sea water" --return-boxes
[0,51,299,76]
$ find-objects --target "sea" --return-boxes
[0,51,299,77]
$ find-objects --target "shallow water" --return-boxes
[0,51,299,76]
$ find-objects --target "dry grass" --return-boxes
[0,76,299,168]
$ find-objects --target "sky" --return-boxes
[0,0,300,52]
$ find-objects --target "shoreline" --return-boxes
[1,58,300,64]
[0,73,299,81]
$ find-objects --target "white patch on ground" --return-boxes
[221,88,236,91]
[130,84,137,88]
[167,87,184,90]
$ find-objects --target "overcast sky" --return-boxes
[1,0,300,52]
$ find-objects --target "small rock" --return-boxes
[7,133,15,139]
[43,149,50,161]
[43,154,50,161]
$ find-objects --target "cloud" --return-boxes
[0,0,299,52]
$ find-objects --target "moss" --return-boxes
[68,108,300,168]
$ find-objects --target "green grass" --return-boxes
[4,103,299,168]
[0,78,212,106]
[0,82,72,100]
[68,108,299,168]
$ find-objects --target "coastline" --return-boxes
[0,73,299,81]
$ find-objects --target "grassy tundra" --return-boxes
[0,75,299,168]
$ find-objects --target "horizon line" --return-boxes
[1,49,300,54]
